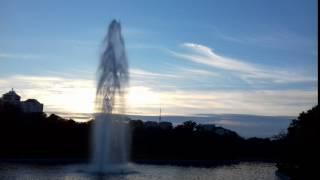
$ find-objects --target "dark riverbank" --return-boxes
[0,104,318,179]
[0,158,276,172]
[0,157,276,167]
[0,112,284,161]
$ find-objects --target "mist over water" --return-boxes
[91,20,130,173]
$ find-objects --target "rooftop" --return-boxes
[3,89,21,98]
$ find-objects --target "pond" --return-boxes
[0,162,286,180]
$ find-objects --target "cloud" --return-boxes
[0,72,317,119]
[177,67,219,77]
[129,67,221,91]
[0,53,41,60]
[147,88,317,117]
[130,67,219,82]
[130,68,180,79]
[124,82,317,116]
[171,43,316,84]
[214,27,316,53]
[214,119,257,127]
[0,75,96,114]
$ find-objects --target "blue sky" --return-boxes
[0,0,318,118]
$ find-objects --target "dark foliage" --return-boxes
[276,105,319,179]
[3,103,316,171]
[129,120,284,164]
[0,111,91,159]
[0,113,282,165]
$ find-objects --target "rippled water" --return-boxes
[0,162,284,180]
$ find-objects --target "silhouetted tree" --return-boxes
[2,103,303,168]
[183,121,197,131]
[277,105,319,179]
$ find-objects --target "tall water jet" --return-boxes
[91,20,129,173]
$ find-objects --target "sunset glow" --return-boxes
[0,0,317,122]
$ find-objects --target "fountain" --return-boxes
[90,20,130,174]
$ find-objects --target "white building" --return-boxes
[0,89,43,113]
[1,89,21,105]
[21,99,43,113]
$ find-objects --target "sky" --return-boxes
[0,0,318,120]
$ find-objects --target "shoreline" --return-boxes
[0,158,277,167]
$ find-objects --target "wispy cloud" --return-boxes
[0,75,95,114]
[214,27,316,53]
[130,68,180,79]
[214,119,257,127]
[0,53,41,60]
[130,67,219,81]
[177,67,219,77]
[160,89,316,116]
[0,74,317,118]
[125,86,317,116]
[129,67,220,91]
[171,43,316,84]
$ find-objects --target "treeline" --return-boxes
[130,120,281,163]
[0,112,91,159]
[275,105,318,179]
[0,103,318,178]
[0,111,281,162]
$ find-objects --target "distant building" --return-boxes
[21,99,43,113]
[0,89,43,113]
[1,89,21,105]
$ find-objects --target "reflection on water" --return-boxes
[0,162,284,180]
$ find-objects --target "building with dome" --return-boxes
[1,89,21,105]
[0,89,43,113]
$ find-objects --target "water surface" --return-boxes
[0,162,285,180]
